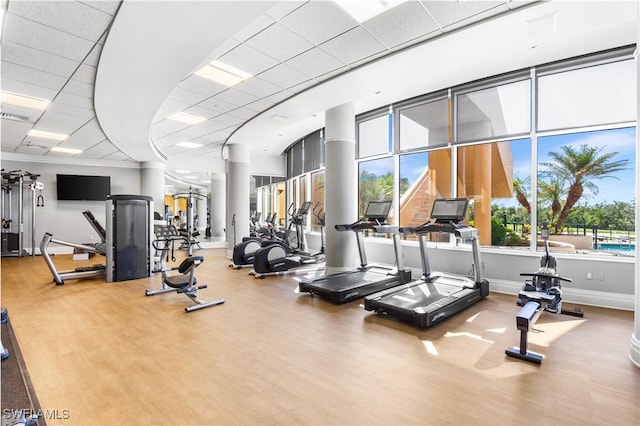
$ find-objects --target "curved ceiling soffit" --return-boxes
[226,0,639,159]
[94,1,276,163]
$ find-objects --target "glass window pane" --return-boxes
[303,130,324,172]
[358,114,392,158]
[311,171,325,232]
[457,138,532,248]
[538,60,636,131]
[456,79,531,142]
[358,157,394,223]
[399,150,452,231]
[537,127,635,254]
[399,98,449,151]
[291,142,303,177]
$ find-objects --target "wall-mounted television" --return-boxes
[56,174,111,201]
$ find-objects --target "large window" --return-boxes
[399,150,452,228]
[537,59,636,131]
[537,127,635,253]
[455,78,531,143]
[398,97,449,151]
[358,157,394,221]
[285,46,636,257]
[311,171,325,232]
[358,112,392,158]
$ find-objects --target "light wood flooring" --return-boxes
[1,248,639,425]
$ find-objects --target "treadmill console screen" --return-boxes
[430,198,469,222]
[364,201,392,221]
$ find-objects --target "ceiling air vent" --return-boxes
[0,111,32,122]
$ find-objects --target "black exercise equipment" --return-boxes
[230,212,280,269]
[364,198,489,327]
[251,201,326,279]
[157,255,225,312]
[298,200,412,303]
[505,223,584,364]
[40,211,108,285]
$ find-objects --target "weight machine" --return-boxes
[1,170,43,257]
[171,186,206,255]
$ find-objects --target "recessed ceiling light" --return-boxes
[176,141,203,148]
[50,146,82,154]
[336,0,408,23]
[1,91,51,110]
[194,60,251,87]
[28,129,68,141]
[175,170,191,174]
[200,180,209,183]
[168,112,206,124]
[184,176,197,179]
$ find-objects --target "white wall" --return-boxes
[1,158,141,252]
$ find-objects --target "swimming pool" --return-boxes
[595,242,635,252]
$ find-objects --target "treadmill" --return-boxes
[364,198,489,327]
[298,200,412,304]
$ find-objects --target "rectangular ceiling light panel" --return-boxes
[1,91,51,110]
[167,111,206,124]
[194,60,252,86]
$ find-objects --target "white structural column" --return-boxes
[631,23,640,368]
[141,161,165,217]
[210,173,226,238]
[226,144,250,256]
[324,102,357,269]
[196,189,208,234]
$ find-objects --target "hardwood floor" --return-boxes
[1,248,639,425]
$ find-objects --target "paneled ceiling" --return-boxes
[0,1,637,191]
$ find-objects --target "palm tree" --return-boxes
[512,176,531,214]
[540,143,630,234]
[538,175,566,228]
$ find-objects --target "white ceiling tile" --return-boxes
[37,109,90,127]
[178,75,226,98]
[286,47,346,78]
[0,119,32,150]
[77,140,117,158]
[61,79,94,98]
[231,14,275,42]
[167,87,210,105]
[280,1,357,45]
[55,92,94,110]
[263,89,294,105]
[67,119,106,146]
[245,22,314,62]
[421,1,506,30]
[219,43,279,76]
[3,13,95,62]
[363,1,439,49]
[234,77,281,99]
[154,98,193,118]
[209,113,243,126]
[205,38,241,62]
[0,78,58,101]
[21,135,58,149]
[30,118,79,134]
[72,64,97,84]
[83,43,103,66]
[1,61,67,91]
[182,106,219,120]
[264,1,306,21]
[47,102,95,121]
[79,1,122,17]
[226,107,259,121]
[150,119,191,139]
[194,97,237,115]
[9,0,114,42]
[0,103,41,123]
[101,151,132,161]
[315,65,350,83]
[198,120,230,133]
[319,26,388,65]
[168,124,220,142]
[212,88,259,107]
[258,63,313,90]
[14,145,49,155]
[1,40,80,78]
[245,98,276,113]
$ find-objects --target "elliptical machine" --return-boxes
[505,223,584,364]
[250,201,325,279]
[229,210,286,269]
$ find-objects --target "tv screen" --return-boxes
[56,174,111,201]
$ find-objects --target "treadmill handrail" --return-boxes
[520,272,572,282]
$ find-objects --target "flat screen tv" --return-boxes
[56,174,111,201]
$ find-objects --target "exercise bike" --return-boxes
[505,224,584,364]
[250,201,325,279]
